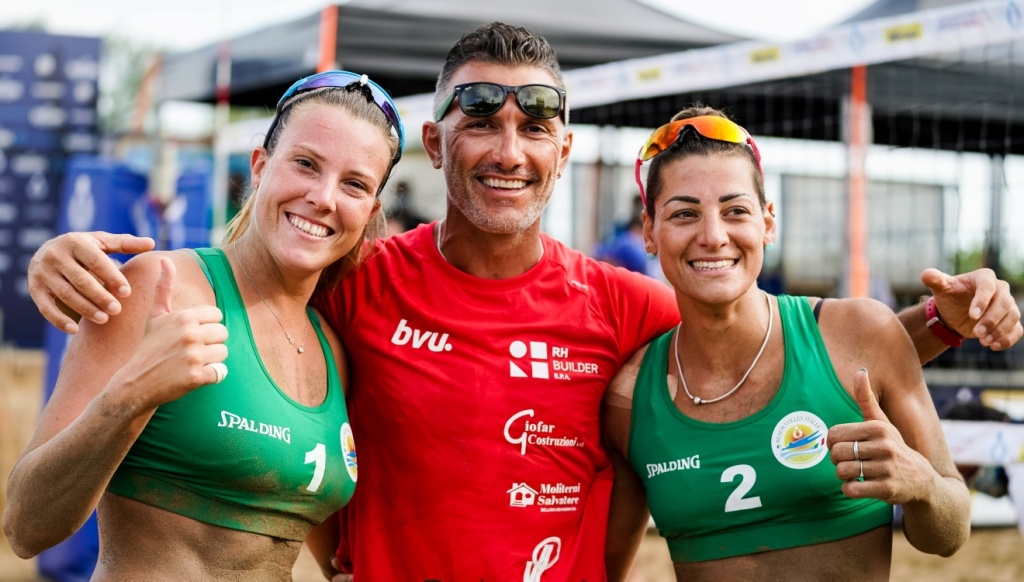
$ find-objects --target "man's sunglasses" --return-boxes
[263,70,405,162]
[434,82,567,123]
[634,115,763,206]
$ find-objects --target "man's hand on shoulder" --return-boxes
[28,231,154,333]
[922,268,1022,351]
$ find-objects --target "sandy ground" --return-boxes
[3,349,1023,581]
[4,527,1023,582]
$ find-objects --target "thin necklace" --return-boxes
[673,291,773,405]
[235,246,308,354]
[435,220,544,263]
[434,220,448,261]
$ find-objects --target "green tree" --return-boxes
[954,246,1023,291]
[98,36,160,134]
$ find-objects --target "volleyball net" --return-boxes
[560,0,1024,401]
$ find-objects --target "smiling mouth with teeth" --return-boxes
[481,177,529,189]
[690,260,737,270]
[288,213,332,238]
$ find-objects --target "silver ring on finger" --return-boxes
[853,440,860,461]
[858,459,864,480]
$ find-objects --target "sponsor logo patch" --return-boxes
[524,536,561,582]
[645,454,701,479]
[217,410,291,444]
[771,411,829,469]
[503,409,584,455]
[340,422,357,482]
[390,319,452,352]
[507,482,581,512]
[508,340,600,381]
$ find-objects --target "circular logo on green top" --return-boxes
[771,411,829,469]
[340,422,358,482]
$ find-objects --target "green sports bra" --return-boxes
[628,294,892,562]
[107,248,357,541]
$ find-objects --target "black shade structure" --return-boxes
[157,0,1024,157]
[157,0,743,111]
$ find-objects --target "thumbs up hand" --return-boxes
[125,257,229,409]
[852,368,887,423]
[827,369,936,505]
[921,268,1022,350]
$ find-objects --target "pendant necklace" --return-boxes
[673,291,772,405]
[236,246,308,354]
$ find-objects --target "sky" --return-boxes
[0,0,880,50]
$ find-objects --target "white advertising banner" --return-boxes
[563,0,1024,108]
[941,419,1024,466]
[391,1,1024,134]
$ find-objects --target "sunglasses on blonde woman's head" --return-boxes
[434,82,567,123]
[634,115,763,206]
[263,70,405,161]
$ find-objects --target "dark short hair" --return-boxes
[433,22,565,120]
[644,104,765,216]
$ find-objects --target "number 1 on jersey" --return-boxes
[304,443,326,492]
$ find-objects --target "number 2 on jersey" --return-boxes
[304,443,326,492]
[722,464,762,512]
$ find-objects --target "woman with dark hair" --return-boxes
[604,105,971,581]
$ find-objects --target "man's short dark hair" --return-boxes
[433,22,564,118]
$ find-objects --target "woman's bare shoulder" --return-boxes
[606,344,651,408]
[120,249,218,310]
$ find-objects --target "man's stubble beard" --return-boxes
[441,149,553,235]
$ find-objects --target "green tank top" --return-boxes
[628,294,892,562]
[107,248,357,541]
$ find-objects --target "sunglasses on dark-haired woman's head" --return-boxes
[634,115,763,206]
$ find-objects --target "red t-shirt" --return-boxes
[315,223,678,581]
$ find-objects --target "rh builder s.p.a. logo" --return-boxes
[508,340,600,381]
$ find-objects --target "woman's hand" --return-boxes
[828,369,938,505]
[113,258,228,411]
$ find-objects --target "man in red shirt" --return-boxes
[26,22,1023,581]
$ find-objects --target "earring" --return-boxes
[764,242,775,252]
[647,252,657,260]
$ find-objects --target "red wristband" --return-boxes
[925,297,964,348]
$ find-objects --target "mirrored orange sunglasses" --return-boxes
[634,115,763,206]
